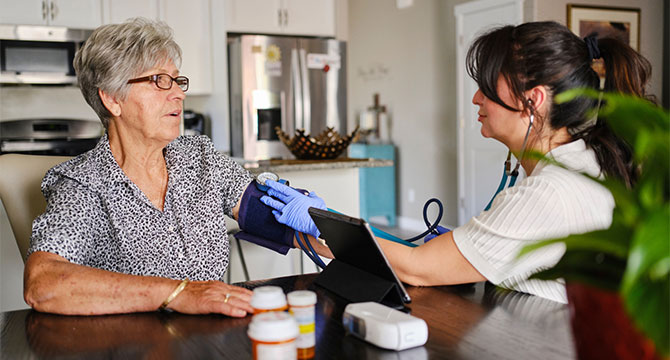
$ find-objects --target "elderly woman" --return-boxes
[23,18,293,316]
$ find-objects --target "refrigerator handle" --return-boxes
[291,48,303,131]
[299,48,311,134]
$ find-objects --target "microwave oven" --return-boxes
[0,24,92,85]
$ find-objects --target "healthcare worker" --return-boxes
[259,21,655,303]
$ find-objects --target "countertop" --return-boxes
[236,157,393,174]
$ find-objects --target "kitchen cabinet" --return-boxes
[225,0,335,37]
[0,0,102,29]
[102,0,213,95]
[102,0,159,24]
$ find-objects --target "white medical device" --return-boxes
[342,302,428,351]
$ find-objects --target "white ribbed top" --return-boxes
[453,140,614,303]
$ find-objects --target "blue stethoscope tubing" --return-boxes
[297,199,445,269]
[484,160,518,211]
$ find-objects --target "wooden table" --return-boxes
[0,274,575,359]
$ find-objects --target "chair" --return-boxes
[0,154,71,262]
[0,153,252,280]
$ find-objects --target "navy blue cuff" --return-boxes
[237,181,295,254]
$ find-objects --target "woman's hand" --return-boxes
[259,180,326,238]
[168,281,253,317]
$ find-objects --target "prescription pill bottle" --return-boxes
[288,290,317,359]
[248,311,299,360]
[251,286,288,314]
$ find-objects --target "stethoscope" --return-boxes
[484,102,535,210]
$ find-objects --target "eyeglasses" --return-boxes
[127,73,189,92]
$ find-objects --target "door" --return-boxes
[224,0,283,35]
[103,0,159,23]
[161,0,212,94]
[455,0,523,225]
[49,0,102,29]
[297,38,346,136]
[283,0,335,37]
[0,0,45,26]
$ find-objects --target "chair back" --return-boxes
[0,154,71,262]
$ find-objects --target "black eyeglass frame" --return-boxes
[127,73,189,92]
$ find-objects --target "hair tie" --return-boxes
[584,34,601,60]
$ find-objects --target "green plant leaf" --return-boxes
[542,90,669,355]
[622,271,669,356]
[619,206,670,356]
[621,205,670,295]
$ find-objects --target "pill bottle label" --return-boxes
[290,306,316,348]
[255,341,297,360]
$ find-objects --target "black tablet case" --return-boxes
[308,208,409,309]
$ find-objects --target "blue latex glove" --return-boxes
[259,179,327,238]
[424,225,451,243]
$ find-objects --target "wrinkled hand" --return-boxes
[424,225,451,243]
[259,179,327,238]
[169,281,253,317]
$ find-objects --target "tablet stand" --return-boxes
[314,259,405,309]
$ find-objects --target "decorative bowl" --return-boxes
[275,126,359,160]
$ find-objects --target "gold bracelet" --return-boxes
[159,278,189,311]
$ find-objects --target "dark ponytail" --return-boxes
[573,37,653,187]
[466,21,653,188]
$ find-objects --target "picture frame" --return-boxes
[567,4,640,51]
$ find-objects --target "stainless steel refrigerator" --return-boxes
[228,35,347,160]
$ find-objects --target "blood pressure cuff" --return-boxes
[235,181,294,255]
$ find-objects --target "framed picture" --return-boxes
[567,4,640,50]
[567,4,640,78]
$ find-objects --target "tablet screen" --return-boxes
[308,208,411,303]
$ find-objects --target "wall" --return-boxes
[348,0,469,229]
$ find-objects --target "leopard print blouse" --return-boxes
[28,134,253,281]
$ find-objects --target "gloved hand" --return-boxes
[424,225,451,243]
[259,179,327,238]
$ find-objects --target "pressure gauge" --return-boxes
[255,172,287,192]
[256,172,279,186]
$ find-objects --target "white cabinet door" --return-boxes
[224,0,335,37]
[100,0,212,95]
[0,0,102,29]
[0,0,46,26]
[283,0,334,37]
[102,0,159,23]
[224,0,283,35]
[49,0,102,29]
[161,0,212,94]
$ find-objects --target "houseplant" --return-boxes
[520,89,669,359]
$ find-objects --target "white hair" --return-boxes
[73,17,182,128]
